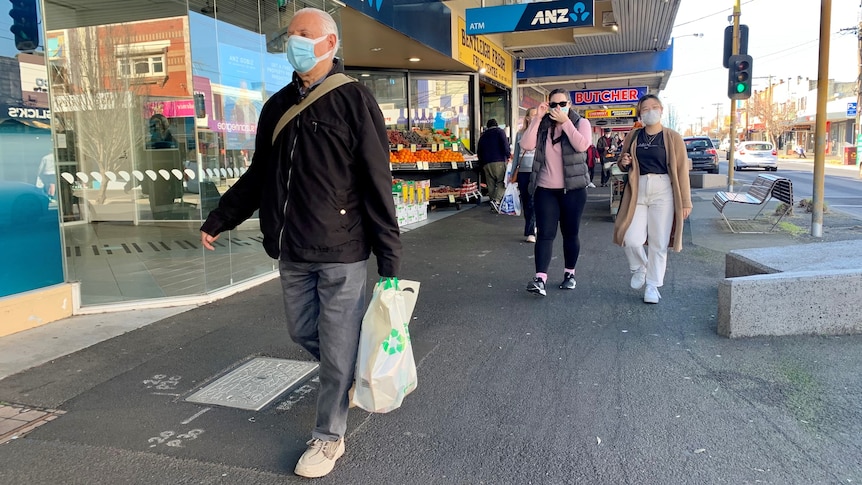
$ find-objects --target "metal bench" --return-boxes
[712,173,794,233]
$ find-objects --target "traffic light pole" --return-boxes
[811,0,832,237]
[856,15,862,169]
[727,0,741,190]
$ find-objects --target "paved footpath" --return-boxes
[1,186,861,484]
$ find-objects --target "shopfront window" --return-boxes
[38,0,343,306]
[347,71,407,129]
[409,74,472,150]
[0,2,64,298]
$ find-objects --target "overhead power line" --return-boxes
[672,35,836,79]
[672,0,757,29]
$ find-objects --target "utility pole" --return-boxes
[713,102,722,138]
[812,0,832,237]
[727,0,741,189]
[766,74,773,144]
[856,9,861,155]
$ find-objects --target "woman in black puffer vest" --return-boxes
[518,89,593,296]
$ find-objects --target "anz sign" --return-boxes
[466,0,593,35]
[359,0,383,12]
[531,7,587,26]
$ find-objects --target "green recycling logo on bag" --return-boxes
[382,328,406,355]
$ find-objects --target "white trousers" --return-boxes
[623,174,674,287]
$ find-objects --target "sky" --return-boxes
[663,0,861,131]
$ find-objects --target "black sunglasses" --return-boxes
[549,101,568,108]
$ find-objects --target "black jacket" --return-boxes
[476,126,510,166]
[200,60,401,277]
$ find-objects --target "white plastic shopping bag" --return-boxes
[352,278,420,413]
[499,182,522,216]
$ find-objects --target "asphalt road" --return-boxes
[1,193,860,484]
[715,159,862,219]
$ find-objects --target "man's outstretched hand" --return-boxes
[201,231,220,251]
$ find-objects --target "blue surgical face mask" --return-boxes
[559,107,570,116]
[286,34,332,74]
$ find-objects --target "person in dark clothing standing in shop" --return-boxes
[596,127,614,186]
[519,88,592,296]
[476,118,511,211]
[200,8,401,479]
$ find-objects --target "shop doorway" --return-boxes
[481,85,511,141]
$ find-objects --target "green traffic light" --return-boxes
[736,83,746,93]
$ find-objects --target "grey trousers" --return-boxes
[279,259,368,441]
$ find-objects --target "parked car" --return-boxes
[731,141,778,171]
[711,138,721,149]
[682,136,719,174]
[719,138,730,151]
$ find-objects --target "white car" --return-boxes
[732,141,778,171]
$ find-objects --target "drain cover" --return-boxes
[186,357,319,411]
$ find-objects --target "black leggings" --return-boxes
[533,187,588,273]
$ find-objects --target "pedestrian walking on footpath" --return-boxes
[477,118,511,211]
[585,143,599,188]
[612,94,691,304]
[596,128,614,186]
[511,108,537,242]
[519,89,592,296]
[200,8,402,478]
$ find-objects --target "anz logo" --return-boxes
[530,2,590,26]
[360,0,384,12]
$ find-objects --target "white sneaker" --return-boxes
[294,437,345,478]
[587,182,596,188]
[526,235,536,243]
[644,285,661,304]
[630,268,646,290]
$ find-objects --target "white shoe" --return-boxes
[295,438,345,478]
[630,268,646,290]
[587,182,596,188]
[644,285,661,304]
[526,235,536,243]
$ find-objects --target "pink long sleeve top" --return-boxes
[519,115,592,189]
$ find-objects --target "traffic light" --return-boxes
[8,0,39,51]
[727,54,753,100]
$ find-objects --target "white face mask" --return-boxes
[640,109,662,126]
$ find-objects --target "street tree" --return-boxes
[748,89,797,147]
[51,24,147,206]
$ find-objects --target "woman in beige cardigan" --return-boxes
[612,94,692,304]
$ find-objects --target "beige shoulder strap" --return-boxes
[271,73,357,145]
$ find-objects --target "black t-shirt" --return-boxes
[635,129,668,174]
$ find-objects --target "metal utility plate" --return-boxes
[186,357,318,411]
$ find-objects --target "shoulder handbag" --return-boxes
[271,73,357,145]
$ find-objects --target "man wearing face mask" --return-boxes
[199,7,401,478]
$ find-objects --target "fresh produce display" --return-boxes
[387,130,409,146]
[390,148,463,163]
[386,128,460,147]
[390,148,418,163]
